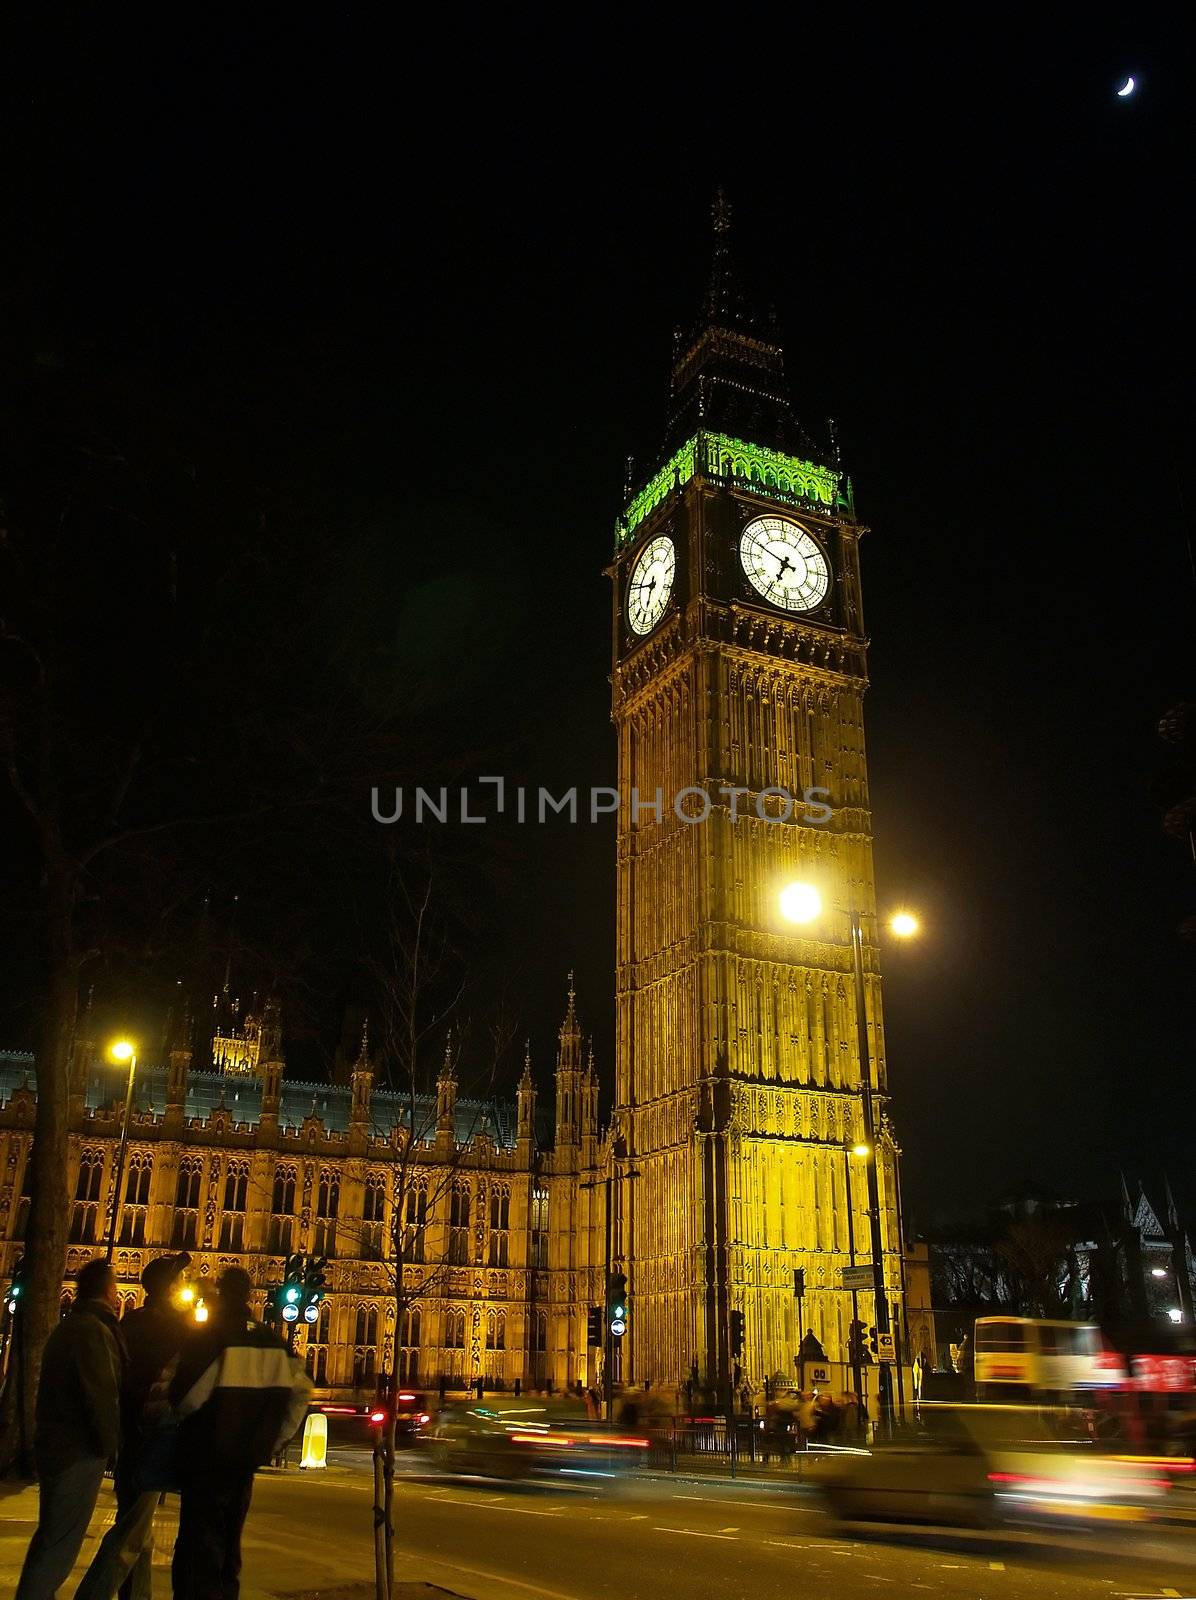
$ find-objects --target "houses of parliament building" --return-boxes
[0,196,908,1402]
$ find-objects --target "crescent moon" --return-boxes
[1116,76,1136,97]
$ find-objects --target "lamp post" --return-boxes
[843,1140,868,1410]
[779,886,918,1434]
[581,1153,639,1422]
[105,1039,138,1262]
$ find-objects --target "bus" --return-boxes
[974,1317,1125,1401]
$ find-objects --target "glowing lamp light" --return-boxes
[110,1039,136,1063]
[284,1285,301,1304]
[1169,1308,1183,1324]
[194,1299,209,1324]
[178,1285,196,1304]
[779,883,821,924]
[1152,1268,1168,1279]
[851,1143,870,1159]
[889,911,919,938]
[370,1410,386,1424]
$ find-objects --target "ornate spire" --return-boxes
[439,1025,457,1081]
[520,1039,534,1087]
[354,1018,371,1072]
[559,972,581,1041]
[704,185,751,331]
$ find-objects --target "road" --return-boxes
[6,1455,1196,1599]
[251,1457,1196,1600]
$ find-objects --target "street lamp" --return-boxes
[842,1140,869,1412]
[779,884,919,1430]
[104,1039,138,1262]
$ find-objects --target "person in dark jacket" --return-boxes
[169,1267,312,1600]
[75,1252,192,1600]
[15,1257,126,1600]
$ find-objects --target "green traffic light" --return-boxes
[284,1285,300,1304]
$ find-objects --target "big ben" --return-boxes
[609,195,904,1402]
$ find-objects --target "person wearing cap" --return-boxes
[74,1252,192,1600]
[15,1257,126,1600]
[168,1266,312,1600]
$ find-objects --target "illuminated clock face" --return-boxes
[627,535,676,636]
[739,516,830,612]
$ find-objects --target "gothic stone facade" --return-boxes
[0,988,607,1398]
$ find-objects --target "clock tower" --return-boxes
[609,195,903,1398]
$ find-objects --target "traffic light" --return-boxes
[730,1309,745,1359]
[586,1306,603,1347]
[606,1272,628,1338]
[868,1326,879,1360]
[847,1318,869,1366]
[276,1252,305,1324]
[303,1256,328,1323]
[5,1255,25,1317]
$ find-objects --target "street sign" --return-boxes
[809,1363,830,1384]
[877,1331,896,1363]
[840,1265,874,1291]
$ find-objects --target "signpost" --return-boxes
[877,1331,896,1363]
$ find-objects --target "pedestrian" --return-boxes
[169,1267,312,1600]
[75,1252,192,1600]
[15,1257,126,1600]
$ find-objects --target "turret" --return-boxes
[436,1030,458,1140]
[259,995,284,1120]
[517,1041,537,1149]
[554,972,582,1147]
[68,985,96,1120]
[581,1039,599,1140]
[350,1020,374,1129]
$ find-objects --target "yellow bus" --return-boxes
[974,1317,1125,1401]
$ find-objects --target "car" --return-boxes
[424,1399,650,1482]
[821,1403,1171,1531]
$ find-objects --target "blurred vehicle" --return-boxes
[974,1317,1125,1402]
[315,1392,432,1451]
[425,1399,649,1481]
[822,1403,1170,1530]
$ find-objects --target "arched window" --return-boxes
[269,1164,296,1254]
[219,1162,248,1251]
[70,1150,104,1242]
[313,1170,339,1257]
[120,1152,153,1245]
[488,1186,510,1267]
[354,1303,378,1347]
[449,1183,470,1264]
[173,1156,202,1248]
[403,1186,427,1264]
[360,1173,386,1259]
[14,1144,33,1239]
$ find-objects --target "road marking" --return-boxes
[989,1562,1005,1571]
[655,1526,739,1540]
[671,1493,795,1511]
[719,1526,739,1532]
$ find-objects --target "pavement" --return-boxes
[5,1454,1196,1599]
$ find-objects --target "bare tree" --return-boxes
[351,863,516,1600]
[996,1216,1072,1318]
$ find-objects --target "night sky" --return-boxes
[2,17,1191,1226]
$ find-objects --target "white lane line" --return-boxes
[989,1561,1005,1571]
[719,1526,739,1532]
[655,1526,739,1541]
[668,1491,809,1504]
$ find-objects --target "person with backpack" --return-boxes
[168,1267,312,1600]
